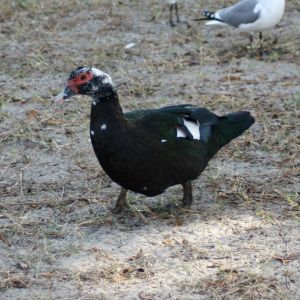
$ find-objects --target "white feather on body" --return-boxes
[91,68,115,87]
[239,0,285,31]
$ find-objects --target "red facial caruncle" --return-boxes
[67,69,93,94]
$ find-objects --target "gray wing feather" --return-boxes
[219,0,260,27]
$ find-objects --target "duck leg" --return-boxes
[112,188,128,213]
[182,180,193,208]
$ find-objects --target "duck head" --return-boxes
[54,66,115,103]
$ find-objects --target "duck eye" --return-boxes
[80,74,87,80]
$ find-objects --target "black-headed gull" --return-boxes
[196,0,285,47]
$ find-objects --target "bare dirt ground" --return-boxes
[0,0,299,299]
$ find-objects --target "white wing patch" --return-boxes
[176,127,187,138]
[176,119,200,140]
[101,124,107,130]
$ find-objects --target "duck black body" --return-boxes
[54,66,255,212]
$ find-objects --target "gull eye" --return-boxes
[80,74,87,80]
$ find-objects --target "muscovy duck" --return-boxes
[194,0,285,48]
[54,66,255,212]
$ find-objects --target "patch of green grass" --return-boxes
[0,0,39,21]
[286,193,299,206]
[255,209,274,222]
[0,97,5,109]
[294,93,300,107]
[15,0,38,9]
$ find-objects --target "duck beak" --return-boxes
[53,86,75,103]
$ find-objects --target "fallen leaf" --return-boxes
[272,253,300,265]
[0,233,12,246]
[162,237,173,246]
[38,272,54,278]
[90,246,102,253]
[2,277,29,289]
[65,128,74,135]
[26,109,39,119]
[219,75,241,82]
[175,218,184,226]
[111,273,126,283]
[128,248,144,261]
[218,192,230,199]
[207,262,221,268]
[44,119,65,125]
[17,261,29,270]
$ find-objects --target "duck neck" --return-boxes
[90,90,125,125]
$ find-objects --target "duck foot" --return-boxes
[111,188,129,214]
[181,181,193,208]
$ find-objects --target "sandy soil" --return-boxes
[0,0,299,299]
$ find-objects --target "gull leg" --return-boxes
[112,188,128,213]
[169,2,190,27]
[249,34,254,48]
[175,2,180,23]
[259,32,263,45]
[259,31,263,55]
[182,181,193,208]
[170,4,176,27]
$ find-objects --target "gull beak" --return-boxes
[53,87,75,103]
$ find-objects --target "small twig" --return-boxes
[60,185,65,201]
[19,170,24,196]
[274,219,290,290]
[275,220,288,257]
[0,210,25,230]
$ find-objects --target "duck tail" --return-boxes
[208,111,255,156]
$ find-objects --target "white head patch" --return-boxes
[91,67,115,88]
[101,123,107,131]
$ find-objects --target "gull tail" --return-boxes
[202,11,217,20]
[193,11,224,25]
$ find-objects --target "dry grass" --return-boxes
[1,0,300,299]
